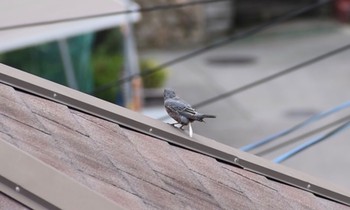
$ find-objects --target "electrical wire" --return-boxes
[255,114,350,156]
[0,0,231,31]
[241,100,350,151]
[273,119,350,163]
[93,0,332,95]
[191,43,350,109]
[158,42,350,121]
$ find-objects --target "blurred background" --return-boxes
[1,0,350,190]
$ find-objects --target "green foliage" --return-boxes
[0,34,94,93]
[93,28,123,54]
[140,59,168,89]
[91,28,124,103]
[92,28,168,103]
[91,52,123,102]
[0,42,67,85]
[0,27,168,104]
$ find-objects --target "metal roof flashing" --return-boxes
[1,63,350,207]
[0,137,124,210]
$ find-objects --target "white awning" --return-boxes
[0,0,140,52]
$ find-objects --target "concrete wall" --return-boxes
[134,0,234,48]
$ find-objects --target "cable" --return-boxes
[0,0,231,32]
[158,42,350,121]
[255,114,350,156]
[192,43,350,109]
[93,0,332,94]
[241,100,350,151]
[273,119,350,163]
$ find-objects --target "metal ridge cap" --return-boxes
[1,63,350,206]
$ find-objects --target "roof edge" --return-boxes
[0,134,123,209]
[1,63,349,206]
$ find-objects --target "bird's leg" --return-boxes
[168,122,186,130]
[168,122,180,126]
[188,122,193,137]
[179,124,186,130]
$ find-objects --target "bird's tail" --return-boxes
[202,115,216,119]
[196,114,216,122]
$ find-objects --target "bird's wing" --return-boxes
[166,98,197,118]
[165,98,186,112]
[181,106,197,116]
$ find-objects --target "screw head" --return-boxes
[15,186,20,192]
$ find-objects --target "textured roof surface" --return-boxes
[0,81,349,209]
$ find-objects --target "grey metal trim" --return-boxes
[0,134,124,210]
[1,63,350,206]
[0,174,55,210]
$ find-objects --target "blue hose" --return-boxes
[273,120,350,163]
[240,100,350,152]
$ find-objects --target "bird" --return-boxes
[163,88,216,137]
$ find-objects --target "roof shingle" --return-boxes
[0,72,349,209]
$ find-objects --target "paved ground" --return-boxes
[141,20,350,190]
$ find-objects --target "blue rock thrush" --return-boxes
[164,88,216,137]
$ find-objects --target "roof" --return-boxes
[0,63,349,209]
[0,0,140,53]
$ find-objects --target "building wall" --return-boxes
[235,0,331,27]
[134,0,234,48]
[133,0,331,49]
